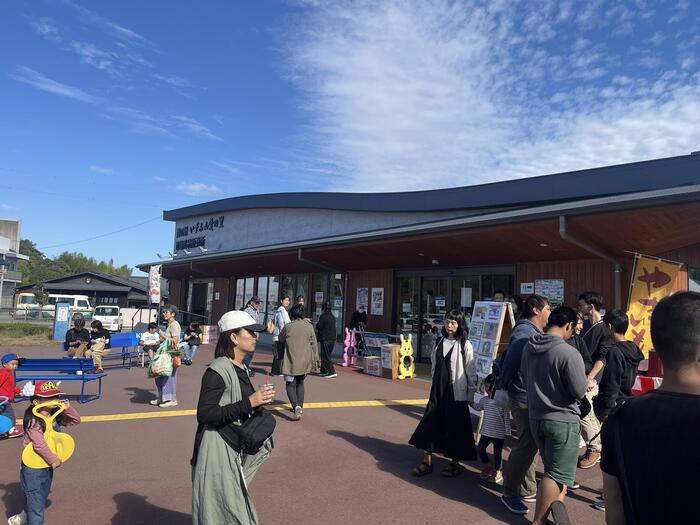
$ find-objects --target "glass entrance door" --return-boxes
[420,278,448,360]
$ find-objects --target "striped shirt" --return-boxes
[475,395,511,440]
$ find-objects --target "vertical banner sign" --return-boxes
[149,264,162,305]
[625,254,682,358]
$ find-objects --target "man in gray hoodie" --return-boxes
[499,294,551,515]
[521,306,588,525]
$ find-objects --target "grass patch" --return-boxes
[0,323,60,347]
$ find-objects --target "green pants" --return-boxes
[503,400,538,497]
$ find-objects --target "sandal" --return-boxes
[442,463,462,477]
[411,462,433,477]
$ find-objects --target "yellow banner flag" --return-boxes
[625,255,682,358]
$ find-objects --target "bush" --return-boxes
[0,323,52,338]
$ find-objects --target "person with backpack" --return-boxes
[409,309,477,478]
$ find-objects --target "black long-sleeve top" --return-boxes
[66,328,90,347]
[567,334,593,375]
[191,364,254,465]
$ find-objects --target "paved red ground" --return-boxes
[0,344,606,524]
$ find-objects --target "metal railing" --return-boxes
[0,307,94,324]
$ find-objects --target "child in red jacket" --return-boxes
[0,353,23,439]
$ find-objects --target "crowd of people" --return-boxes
[408,290,700,525]
[2,289,699,524]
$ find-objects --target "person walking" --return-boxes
[577,291,607,468]
[499,294,551,515]
[243,297,264,370]
[521,306,588,525]
[271,295,291,376]
[602,292,700,525]
[191,310,274,525]
[409,309,477,477]
[316,302,337,378]
[150,305,181,408]
[278,303,320,420]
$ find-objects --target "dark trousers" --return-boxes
[271,341,285,376]
[285,375,306,408]
[21,465,54,525]
[320,340,336,375]
[477,435,505,470]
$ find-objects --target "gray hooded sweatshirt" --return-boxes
[521,332,588,423]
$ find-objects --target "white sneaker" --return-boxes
[324,373,338,378]
[293,406,302,420]
[149,399,160,406]
[159,400,178,408]
[8,510,27,525]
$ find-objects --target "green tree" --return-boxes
[19,239,133,286]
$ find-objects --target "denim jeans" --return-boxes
[0,400,16,431]
[185,344,199,362]
[21,465,53,525]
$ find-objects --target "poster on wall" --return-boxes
[371,288,384,315]
[356,288,369,310]
[535,279,564,306]
[315,291,324,303]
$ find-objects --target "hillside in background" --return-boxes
[18,240,133,285]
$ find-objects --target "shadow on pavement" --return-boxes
[111,492,191,525]
[328,430,528,524]
[0,482,52,518]
[124,387,156,405]
[375,399,426,421]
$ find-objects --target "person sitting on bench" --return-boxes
[86,320,111,374]
[65,313,91,357]
[140,322,160,363]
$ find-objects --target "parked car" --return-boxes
[42,294,93,319]
[93,305,123,332]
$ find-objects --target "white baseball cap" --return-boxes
[218,310,266,333]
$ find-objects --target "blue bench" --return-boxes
[102,332,144,369]
[62,332,145,369]
[15,358,107,403]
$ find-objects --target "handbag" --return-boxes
[148,340,173,377]
[218,407,276,455]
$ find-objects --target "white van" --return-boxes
[15,293,39,310]
[93,305,123,332]
[43,294,93,318]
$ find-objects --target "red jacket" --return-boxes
[0,368,20,402]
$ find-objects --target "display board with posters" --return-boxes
[534,279,564,307]
[469,301,516,389]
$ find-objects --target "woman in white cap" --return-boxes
[191,310,276,525]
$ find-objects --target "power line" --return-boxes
[39,216,163,250]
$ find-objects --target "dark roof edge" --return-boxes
[139,182,700,271]
[162,153,700,221]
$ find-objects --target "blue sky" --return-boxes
[1,0,699,273]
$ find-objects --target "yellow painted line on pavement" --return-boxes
[19,399,428,425]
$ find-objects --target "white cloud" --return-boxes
[89,165,114,175]
[69,41,115,71]
[0,203,18,211]
[209,160,242,174]
[282,1,700,190]
[9,66,97,104]
[152,73,193,88]
[176,182,222,196]
[170,115,222,141]
[152,176,166,182]
[32,17,61,42]
[62,0,154,49]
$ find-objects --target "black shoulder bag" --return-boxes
[218,406,276,455]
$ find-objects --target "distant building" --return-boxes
[0,219,29,308]
[15,271,169,309]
